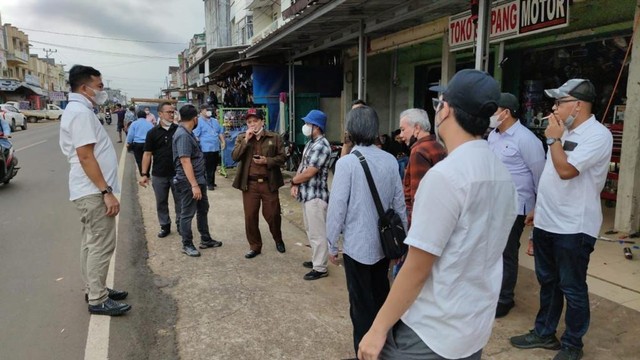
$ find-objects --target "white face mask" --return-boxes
[253,126,264,135]
[160,118,173,126]
[489,110,506,129]
[87,86,108,105]
[302,124,313,137]
[206,111,213,117]
[564,103,578,129]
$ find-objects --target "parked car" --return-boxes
[0,104,27,131]
[21,104,64,123]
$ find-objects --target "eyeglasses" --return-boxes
[554,99,578,107]
[161,110,175,114]
[432,98,445,112]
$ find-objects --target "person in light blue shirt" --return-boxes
[488,93,546,318]
[0,116,12,151]
[326,105,407,356]
[127,110,154,174]
[194,105,225,190]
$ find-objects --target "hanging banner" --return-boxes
[449,0,569,51]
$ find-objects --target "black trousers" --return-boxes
[343,254,390,356]
[499,215,526,304]
[203,151,220,187]
[130,143,145,175]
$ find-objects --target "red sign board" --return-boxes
[449,0,569,51]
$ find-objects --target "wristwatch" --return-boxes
[546,138,562,146]
[101,186,113,195]
[141,173,149,177]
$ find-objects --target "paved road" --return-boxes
[0,121,177,359]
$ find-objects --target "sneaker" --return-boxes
[199,238,223,249]
[495,301,515,318]
[85,288,128,303]
[182,245,201,257]
[553,347,584,360]
[302,261,313,269]
[303,270,328,281]
[207,185,215,191]
[510,330,561,350]
[88,298,131,316]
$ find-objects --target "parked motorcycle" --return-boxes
[0,138,19,184]
[328,142,342,174]
[104,108,112,125]
[281,132,301,172]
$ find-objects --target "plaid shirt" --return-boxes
[297,136,331,203]
[403,134,446,225]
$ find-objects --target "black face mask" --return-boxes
[408,136,417,147]
[193,119,198,130]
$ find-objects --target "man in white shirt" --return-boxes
[488,93,546,318]
[59,65,130,316]
[357,69,517,360]
[510,79,613,360]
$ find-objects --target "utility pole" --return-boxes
[43,48,57,92]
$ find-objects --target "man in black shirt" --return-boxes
[139,102,181,238]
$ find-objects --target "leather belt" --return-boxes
[248,175,268,183]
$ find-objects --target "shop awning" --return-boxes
[245,0,469,59]
[208,56,276,81]
[185,45,250,73]
[20,83,46,96]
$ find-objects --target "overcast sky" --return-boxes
[1,0,205,98]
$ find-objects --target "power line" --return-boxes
[21,27,186,45]
[29,40,177,59]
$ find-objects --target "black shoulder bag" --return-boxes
[353,150,407,259]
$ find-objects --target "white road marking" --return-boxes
[15,140,47,152]
[84,144,127,360]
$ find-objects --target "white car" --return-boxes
[0,104,27,131]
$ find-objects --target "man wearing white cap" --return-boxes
[290,110,331,280]
[510,79,613,360]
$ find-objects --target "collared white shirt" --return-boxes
[401,140,517,359]
[488,120,546,215]
[60,93,120,201]
[535,116,613,237]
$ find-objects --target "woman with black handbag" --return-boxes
[326,105,407,358]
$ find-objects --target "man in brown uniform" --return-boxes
[232,108,286,258]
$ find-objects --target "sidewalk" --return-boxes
[137,168,640,360]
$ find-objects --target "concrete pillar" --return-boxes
[288,60,296,142]
[614,1,640,233]
[358,20,367,101]
[441,31,456,85]
[494,42,505,88]
[475,0,491,71]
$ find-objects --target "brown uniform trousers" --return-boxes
[232,130,286,251]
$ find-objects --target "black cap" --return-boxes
[429,69,500,117]
[544,79,596,103]
[498,93,519,114]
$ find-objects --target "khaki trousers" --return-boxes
[302,198,328,272]
[73,194,116,305]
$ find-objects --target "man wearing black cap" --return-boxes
[488,93,546,318]
[358,69,517,360]
[510,79,613,360]
[232,108,286,259]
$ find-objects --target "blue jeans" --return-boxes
[175,181,211,247]
[532,227,596,350]
[397,156,408,180]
